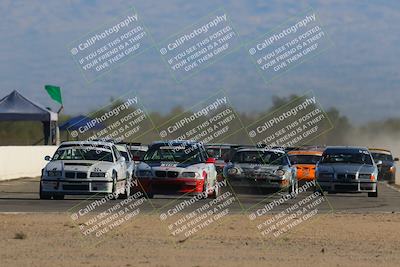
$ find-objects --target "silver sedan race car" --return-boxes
[315,146,379,197]
[40,141,132,200]
[223,148,298,195]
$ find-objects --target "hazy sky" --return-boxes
[0,0,399,124]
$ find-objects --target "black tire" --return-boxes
[53,194,65,200]
[119,178,131,199]
[39,191,52,200]
[209,181,220,199]
[203,180,211,199]
[111,171,119,200]
[288,179,298,198]
[313,186,324,196]
[145,192,154,199]
[39,184,52,200]
[368,189,378,198]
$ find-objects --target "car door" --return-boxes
[112,146,127,181]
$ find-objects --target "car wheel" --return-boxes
[53,194,65,200]
[313,185,324,196]
[209,181,220,199]
[288,179,298,198]
[145,192,154,199]
[111,171,119,200]
[201,180,209,199]
[120,179,131,199]
[39,184,52,200]
[368,187,378,198]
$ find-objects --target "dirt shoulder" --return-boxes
[1,213,400,267]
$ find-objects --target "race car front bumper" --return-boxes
[135,177,205,195]
[41,178,114,195]
[227,175,290,189]
[317,180,377,193]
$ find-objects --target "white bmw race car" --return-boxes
[40,141,132,200]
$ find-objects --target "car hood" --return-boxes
[317,163,375,173]
[136,161,204,172]
[45,160,115,173]
[232,163,287,173]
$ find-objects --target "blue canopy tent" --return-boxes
[0,90,58,145]
[59,115,105,140]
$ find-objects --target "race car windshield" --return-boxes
[130,149,147,160]
[321,152,373,165]
[144,146,202,163]
[289,155,321,165]
[233,151,286,165]
[206,148,230,160]
[371,153,393,162]
[52,148,113,162]
[118,150,130,162]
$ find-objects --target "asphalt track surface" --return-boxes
[1,177,400,214]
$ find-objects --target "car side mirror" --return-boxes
[376,160,383,166]
[119,156,126,162]
[206,158,216,164]
[44,155,51,161]
[394,158,399,162]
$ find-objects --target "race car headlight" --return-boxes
[90,172,106,177]
[275,169,285,177]
[47,171,62,177]
[181,172,199,178]
[137,170,152,177]
[227,168,238,175]
[390,166,395,173]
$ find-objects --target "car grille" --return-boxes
[337,173,356,180]
[63,184,89,191]
[155,171,166,177]
[155,171,179,178]
[65,172,87,179]
[64,163,92,166]
[76,172,87,178]
[65,172,75,178]
[335,184,358,191]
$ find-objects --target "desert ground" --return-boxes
[1,213,400,267]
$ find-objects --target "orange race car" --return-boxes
[288,149,323,183]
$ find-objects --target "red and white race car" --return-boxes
[133,140,220,199]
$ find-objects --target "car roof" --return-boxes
[369,148,392,155]
[115,144,128,151]
[60,141,114,147]
[324,146,369,153]
[205,143,239,148]
[151,140,200,146]
[236,148,285,154]
[129,146,148,151]
[288,150,323,156]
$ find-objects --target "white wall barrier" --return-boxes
[0,146,57,181]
